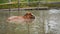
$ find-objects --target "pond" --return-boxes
[0,9,60,34]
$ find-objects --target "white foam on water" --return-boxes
[45,9,60,34]
[49,9,60,14]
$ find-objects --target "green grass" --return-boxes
[0,0,40,4]
[0,3,41,9]
[45,0,60,2]
[0,3,60,9]
[0,0,60,4]
[0,0,60,9]
[42,3,60,8]
[0,0,9,4]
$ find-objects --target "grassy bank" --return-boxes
[42,3,60,8]
[0,2,44,9]
[0,3,60,9]
[0,0,60,9]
